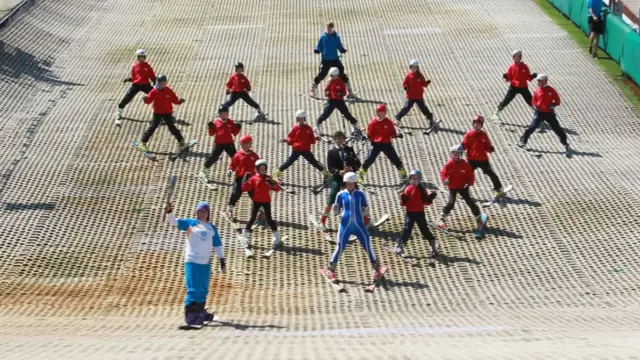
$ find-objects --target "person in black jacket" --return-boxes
[317,131,361,231]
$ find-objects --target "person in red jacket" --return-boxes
[198,104,242,182]
[491,50,538,123]
[226,134,260,220]
[358,104,407,186]
[314,67,363,140]
[518,74,571,157]
[460,115,505,199]
[135,74,188,152]
[394,59,436,129]
[397,170,439,263]
[116,49,157,126]
[273,110,330,182]
[241,160,283,251]
[438,145,484,230]
[222,62,266,121]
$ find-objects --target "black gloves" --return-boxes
[502,73,508,80]
[314,49,320,54]
[207,121,214,129]
[179,98,186,104]
[219,258,226,273]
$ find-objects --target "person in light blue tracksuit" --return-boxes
[322,172,383,282]
[308,22,355,98]
[166,200,226,329]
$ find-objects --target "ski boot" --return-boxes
[273,169,283,182]
[351,128,364,141]
[272,231,284,250]
[372,260,384,282]
[324,263,337,282]
[254,109,266,123]
[491,109,502,124]
[224,206,235,222]
[346,82,355,99]
[475,214,488,239]
[517,137,527,148]
[565,144,573,158]
[398,168,408,186]
[137,141,149,152]
[184,303,201,329]
[394,240,405,256]
[309,83,318,98]
[178,140,189,153]
[427,249,438,266]
[437,213,448,230]
[493,188,505,202]
[321,168,331,182]
[115,108,122,126]
[199,167,211,182]
[357,168,367,185]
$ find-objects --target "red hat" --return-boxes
[239,134,252,144]
[376,104,387,112]
[473,115,484,124]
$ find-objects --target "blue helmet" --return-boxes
[195,201,210,221]
[409,170,421,179]
[157,74,168,83]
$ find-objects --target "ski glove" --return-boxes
[428,192,437,202]
[226,89,231,95]
[400,194,408,204]
[142,95,149,102]
[341,49,347,53]
[502,73,508,80]
[123,77,132,83]
[207,121,214,129]
[425,80,431,85]
[549,103,556,110]
[531,72,538,79]
[314,49,320,54]
[227,169,234,177]
[395,132,404,139]
[489,146,495,153]
[219,258,227,273]
[236,123,242,130]
[242,172,251,183]
[179,98,186,104]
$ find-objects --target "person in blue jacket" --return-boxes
[166,200,226,329]
[309,22,355,98]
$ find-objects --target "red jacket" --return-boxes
[242,174,280,203]
[505,62,533,88]
[229,150,260,178]
[367,117,396,144]
[324,78,346,100]
[209,118,240,145]
[403,71,429,99]
[130,61,156,85]
[226,73,251,92]
[286,124,316,152]
[440,158,475,190]
[461,129,494,162]
[533,85,561,113]
[400,184,433,212]
[143,86,181,114]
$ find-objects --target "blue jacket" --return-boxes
[316,32,346,61]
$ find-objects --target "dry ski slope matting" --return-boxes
[1,0,640,358]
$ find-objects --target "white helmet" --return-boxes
[512,49,522,58]
[329,67,340,76]
[450,145,463,154]
[535,73,548,82]
[295,110,306,118]
[136,49,146,57]
[255,159,268,169]
[343,172,358,183]
[409,59,419,67]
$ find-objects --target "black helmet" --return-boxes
[218,104,229,114]
[157,74,168,83]
[234,62,244,69]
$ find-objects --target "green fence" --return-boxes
[546,0,640,86]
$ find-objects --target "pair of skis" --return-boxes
[237,234,288,259]
[396,119,441,136]
[299,90,361,104]
[480,184,513,207]
[131,139,197,161]
[382,242,420,267]
[318,265,388,293]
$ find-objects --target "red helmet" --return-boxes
[473,115,484,125]
[239,134,252,144]
[376,104,387,113]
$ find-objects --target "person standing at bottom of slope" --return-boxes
[199,105,241,182]
[225,134,260,220]
[394,59,436,129]
[309,22,355,98]
[241,160,283,251]
[116,49,156,126]
[273,110,331,182]
[491,50,537,123]
[358,104,408,187]
[135,74,188,153]
[438,145,486,231]
[323,172,384,282]
[317,131,362,231]
[397,170,439,263]
[313,68,363,140]
[461,115,506,200]
[223,62,266,120]
[587,0,604,58]
[165,201,226,329]
[517,74,572,156]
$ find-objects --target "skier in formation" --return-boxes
[438,145,487,235]
[318,131,362,231]
[460,115,506,200]
[309,22,355,99]
[116,49,156,126]
[314,67,363,140]
[135,74,189,153]
[394,59,436,130]
[223,62,266,121]
[358,104,408,186]
[199,105,241,182]
[517,74,572,156]
[225,134,260,221]
[165,200,226,329]
[323,172,384,282]
[241,160,283,251]
[491,50,537,123]
[273,110,331,182]
[397,170,439,264]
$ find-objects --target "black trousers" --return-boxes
[141,113,184,143]
[468,160,502,191]
[401,211,435,245]
[223,91,260,109]
[395,99,433,120]
[497,86,532,110]
[314,59,349,84]
[362,143,403,170]
[443,187,480,217]
[245,202,277,231]
[118,83,153,109]
[317,100,357,125]
[279,151,324,171]
[204,144,236,168]
[522,111,568,146]
[229,177,246,207]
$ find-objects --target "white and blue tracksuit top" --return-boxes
[335,188,367,227]
[315,32,346,61]
[167,213,223,265]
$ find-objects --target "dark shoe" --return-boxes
[184,304,200,327]
[588,45,592,54]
